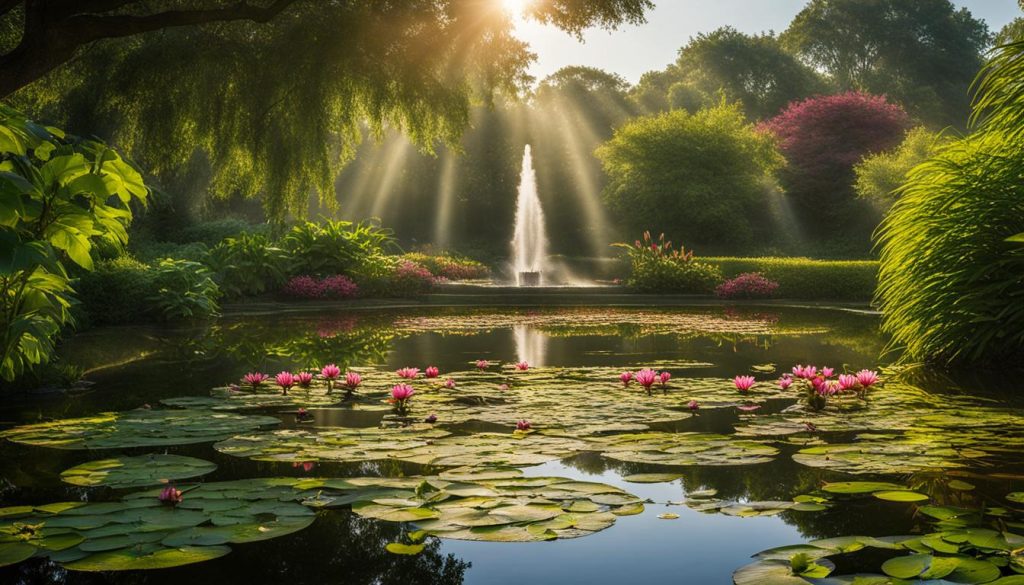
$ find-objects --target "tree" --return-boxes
[782,0,990,127]
[995,17,1024,45]
[761,92,910,234]
[675,27,827,120]
[596,103,783,253]
[1,1,652,220]
[854,127,950,204]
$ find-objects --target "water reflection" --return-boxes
[512,325,548,366]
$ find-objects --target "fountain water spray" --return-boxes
[510,145,549,286]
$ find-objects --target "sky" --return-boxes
[511,0,1023,84]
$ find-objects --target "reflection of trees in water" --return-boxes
[1,511,469,585]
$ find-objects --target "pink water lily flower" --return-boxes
[619,371,633,386]
[243,372,269,390]
[425,366,440,378]
[734,375,756,393]
[778,375,793,390]
[634,369,658,394]
[856,369,879,387]
[792,365,808,379]
[838,374,857,391]
[292,461,315,472]
[687,400,699,411]
[390,384,415,410]
[515,361,529,371]
[159,486,183,505]
[345,371,361,391]
[276,371,296,394]
[659,371,672,386]
[475,359,490,370]
[443,378,456,389]
[821,367,835,378]
[295,372,314,387]
[516,420,531,431]
[321,364,341,392]
[396,367,420,380]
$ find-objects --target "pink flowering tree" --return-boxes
[761,92,910,231]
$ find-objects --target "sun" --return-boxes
[500,0,531,16]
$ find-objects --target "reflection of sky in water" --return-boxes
[442,460,803,585]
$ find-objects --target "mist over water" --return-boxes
[510,145,550,283]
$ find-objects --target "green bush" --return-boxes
[76,257,159,326]
[283,220,395,277]
[131,240,210,263]
[705,257,878,301]
[205,233,287,298]
[149,259,221,320]
[614,232,723,293]
[176,219,267,247]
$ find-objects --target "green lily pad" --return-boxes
[621,473,683,483]
[872,491,929,502]
[386,543,426,555]
[881,553,933,579]
[0,542,37,567]
[61,455,217,488]
[822,482,909,495]
[62,544,231,571]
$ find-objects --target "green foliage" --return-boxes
[0,106,147,381]
[131,240,209,264]
[673,27,827,119]
[75,256,158,326]
[206,234,287,299]
[781,0,989,128]
[400,252,489,280]
[614,232,722,293]
[705,257,878,301]
[854,127,950,203]
[597,103,783,253]
[877,38,1024,366]
[175,219,267,247]
[148,259,220,321]
[283,220,396,277]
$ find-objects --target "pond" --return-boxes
[1,304,1023,585]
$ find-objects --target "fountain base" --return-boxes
[517,271,541,287]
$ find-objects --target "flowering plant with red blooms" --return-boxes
[275,371,296,395]
[715,273,779,300]
[778,363,881,409]
[295,372,314,387]
[425,366,440,378]
[242,372,269,390]
[159,486,183,505]
[280,275,358,300]
[389,384,415,411]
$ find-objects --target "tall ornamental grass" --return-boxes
[875,40,1024,365]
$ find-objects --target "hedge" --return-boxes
[703,257,878,301]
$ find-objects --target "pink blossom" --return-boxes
[687,400,699,411]
[779,375,793,390]
[243,372,269,390]
[659,371,672,386]
[275,371,296,394]
[321,364,341,380]
[475,360,490,370]
[390,384,415,409]
[516,420,531,431]
[396,367,420,380]
[159,486,183,505]
[425,366,440,378]
[715,273,779,300]
[345,371,362,390]
[734,375,756,393]
[619,371,633,386]
[443,378,456,389]
[838,374,857,391]
[515,361,529,371]
[634,369,658,393]
[821,367,835,378]
[295,372,314,387]
[856,369,879,387]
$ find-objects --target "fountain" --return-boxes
[510,145,549,286]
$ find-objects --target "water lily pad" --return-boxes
[622,473,682,483]
[0,409,280,449]
[61,455,217,488]
[821,482,909,495]
[62,544,231,571]
[0,542,37,567]
[386,543,425,555]
[657,513,680,520]
[881,553,933,579]
[872,491,929,502]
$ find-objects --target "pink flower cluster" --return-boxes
[715,273,780,300]
[280,275,359,300]
[619,368,672,395]
[777,364,880,409]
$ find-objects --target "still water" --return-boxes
[0,305,1020,584]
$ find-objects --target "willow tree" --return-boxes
[0,0,651,219]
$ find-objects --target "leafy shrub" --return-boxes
[205,233,287,298]
[176,219,266,246]
[148,259,221,320]
[715,273,780,299]
[854,127,950,204]
[283,219,395,277]
[131,240,210,263]
[0,106,148,381]
[280,275,359,300]
[401,252,489,280]
[875,38,1024,366]
[613,232,723,293]
[597,104,783,253]
[76,257,159,326]
[705,257,877,301]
